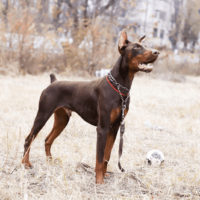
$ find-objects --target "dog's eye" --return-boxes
[134,45,140,49]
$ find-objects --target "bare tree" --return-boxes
[169,0,200,51]
[2,0,10,27]
[52,0,117,37]
[169,0,181,50]
[181,0,200,52]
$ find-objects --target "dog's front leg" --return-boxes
[95,123,109,184]
[103,124,120,177]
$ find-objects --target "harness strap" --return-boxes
[106,76,129,96]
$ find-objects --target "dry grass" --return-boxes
[0,74,200,200]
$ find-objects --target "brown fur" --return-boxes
[110,107,121,124]
[45,108,70,158]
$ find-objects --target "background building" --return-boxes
[119,0,175,47]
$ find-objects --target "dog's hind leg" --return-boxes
[22,90,59,168]
[45,107,70,159]
[22,108,53,168]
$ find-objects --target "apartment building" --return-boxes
[119,0,175,47]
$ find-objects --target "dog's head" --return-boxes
[118,29,159,74]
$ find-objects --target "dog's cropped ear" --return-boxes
[118,29,128,54]
[139,35,146,43]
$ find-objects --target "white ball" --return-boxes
[146,149,164,166]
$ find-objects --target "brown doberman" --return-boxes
[22,30,159,184]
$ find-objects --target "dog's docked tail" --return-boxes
[50,73,57,84]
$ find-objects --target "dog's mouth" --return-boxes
[138,59,156,73]
[138,62,153,73]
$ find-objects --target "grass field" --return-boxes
[0,74,200,200]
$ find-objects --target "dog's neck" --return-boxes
[110,56,133,91]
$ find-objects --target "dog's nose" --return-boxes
[152,50,160,56]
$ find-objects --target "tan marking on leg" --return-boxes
[110,107,121,124]
[103,129,116,177]
[45,107,70,158]
[22,149,32,168]
[22,133,35,168]
[95,157,104,184]
[110,107,129,124]
[22,110,53,167]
